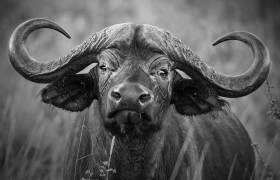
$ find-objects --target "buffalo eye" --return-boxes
[99,63,116,72]
[99,64,107,72]
[157,69,168,78]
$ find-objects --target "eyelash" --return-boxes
[99,64,107,72]
[99,63,117,72]
[157,69,168,78]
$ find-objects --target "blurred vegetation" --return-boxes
[0,0,279,179]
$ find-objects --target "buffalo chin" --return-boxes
[104,110,159,139]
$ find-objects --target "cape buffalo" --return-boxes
[8,18,270,180]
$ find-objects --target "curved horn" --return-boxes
[9,18,111,83]
[172,32,271,97]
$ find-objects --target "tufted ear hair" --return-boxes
[40,71,98,112]
[172,72,225,115]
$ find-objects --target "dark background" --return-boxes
[0,0,279,179]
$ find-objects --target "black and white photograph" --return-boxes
[0,0,279,179]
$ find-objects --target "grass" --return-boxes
[0,80,75,180]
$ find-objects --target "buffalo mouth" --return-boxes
[105,109,154,139]
[107,108,152,122]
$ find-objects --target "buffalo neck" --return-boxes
[108,131,165,180]
[87,103,188,180]
[105,109,187,180]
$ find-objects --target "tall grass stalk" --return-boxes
[0,81,72,180]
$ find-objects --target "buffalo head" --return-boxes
[9,19,270,140]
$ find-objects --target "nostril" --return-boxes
[111,90,121,100]
[139,93,151,103]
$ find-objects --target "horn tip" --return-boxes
[65,33,71,39]
[212,40,220,46]
[60,30,71,39]
[212,36,228,46]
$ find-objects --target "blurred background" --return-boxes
[0,0,279,179]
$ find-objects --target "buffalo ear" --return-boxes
[172,77,223,115]
[41,73,97,112]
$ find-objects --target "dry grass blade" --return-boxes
[74,117,86,180]
[106,136,116,180]
[169,126,194,180]
[192,143,209,180]
[227,154,238,180]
